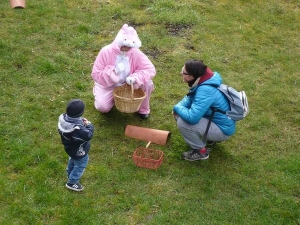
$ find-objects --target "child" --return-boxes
[58,99,94,191]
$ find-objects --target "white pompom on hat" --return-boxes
[114,24,142,48]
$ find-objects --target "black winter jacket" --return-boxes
[58,114,94,159]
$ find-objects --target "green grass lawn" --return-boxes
[1,0,299,224]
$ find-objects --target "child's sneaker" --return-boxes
[182,147,209,161]
[66,183,84,192]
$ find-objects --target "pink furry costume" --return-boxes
[91,24,156,117]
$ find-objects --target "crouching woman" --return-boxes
[173,60,236,161]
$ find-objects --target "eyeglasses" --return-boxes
[180,70,190,76]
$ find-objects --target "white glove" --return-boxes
[114,63,125,74]
[126,77,136,85]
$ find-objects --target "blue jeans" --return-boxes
[66,154,89,184]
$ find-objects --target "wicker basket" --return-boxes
[132,147,164,169]
[113,84,146,113]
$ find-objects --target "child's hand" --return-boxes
[83,118,91,125]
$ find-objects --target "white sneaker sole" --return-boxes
[182,155,209,161]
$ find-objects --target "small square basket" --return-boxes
[132,147,164,170]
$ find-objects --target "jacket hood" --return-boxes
[201,72,222,86]
[57,114,82,133]
[189,72,222,93]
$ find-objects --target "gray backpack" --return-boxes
[213,84,249,121]
[203,84,249,142]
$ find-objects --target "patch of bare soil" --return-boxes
[165,24,191,36]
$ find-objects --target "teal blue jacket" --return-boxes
[173,72,236,136]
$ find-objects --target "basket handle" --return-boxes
[131,82,134,99]
[146,141,151,148]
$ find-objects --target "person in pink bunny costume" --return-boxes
[91,24,156,119]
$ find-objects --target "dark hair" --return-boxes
[185,60,207,79]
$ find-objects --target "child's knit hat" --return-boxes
[66,99,85,118]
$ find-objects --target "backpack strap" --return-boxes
[201,83,227,115]
[213,107,226,115]
[202,107,218,143]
